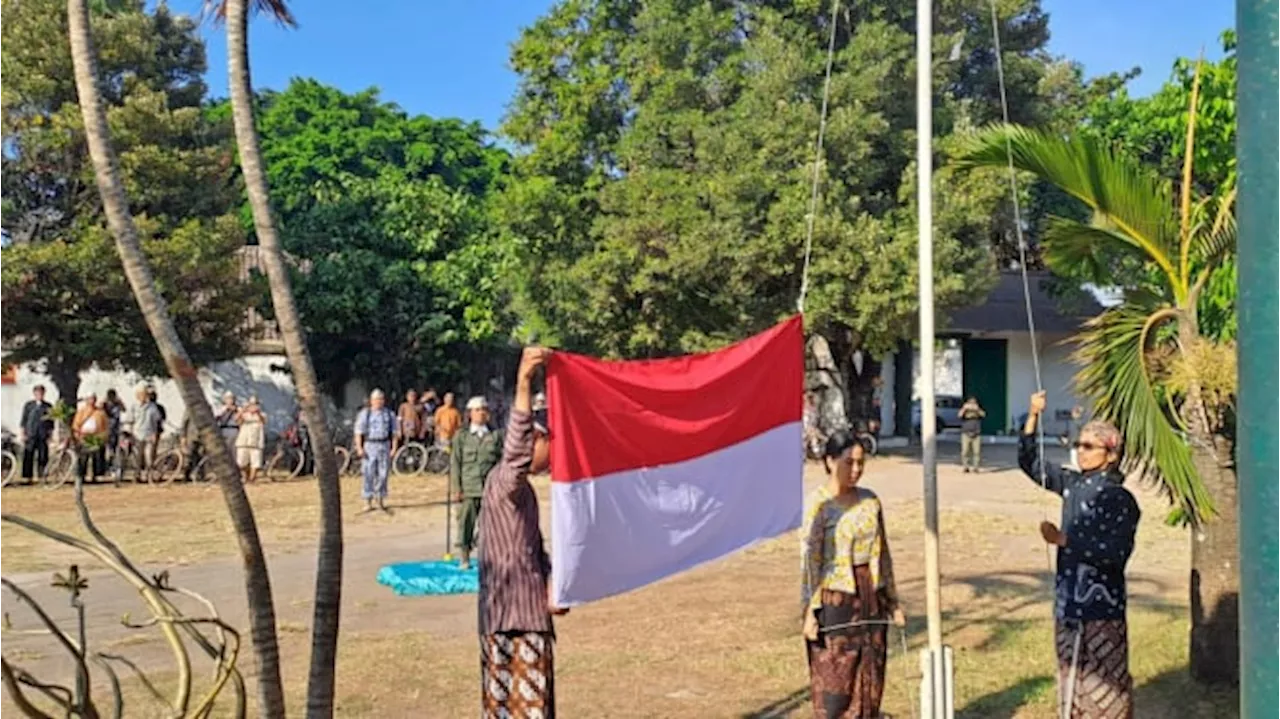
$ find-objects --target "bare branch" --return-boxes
[89,655,124,719]
[94,653,169,708]
[12,668,75,714]
[1,658,59,719]
[1,579,89,691]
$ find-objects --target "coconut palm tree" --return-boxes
[209,1,346,715]
[65,0,288,714]
[957,69,1239,683]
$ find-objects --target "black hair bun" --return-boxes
[824,430,857,459]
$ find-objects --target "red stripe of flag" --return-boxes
[546,316,804,483]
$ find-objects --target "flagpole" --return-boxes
[917,0,953,714]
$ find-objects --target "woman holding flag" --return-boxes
[802,430,905,718]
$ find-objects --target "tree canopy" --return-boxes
[1052,32,1238,340]
[239,79,516,395]
[0,0,255,399]
[497,0,1093,358]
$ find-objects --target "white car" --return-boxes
[911,395,964,433]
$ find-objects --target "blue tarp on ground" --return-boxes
[376,560,478,596]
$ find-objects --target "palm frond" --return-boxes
[1177,57,1205,284]
[1189,186,1238,270]
[1039,216,1159,286]
[1071,304,1216,525]
[201,0,297,27]
[955,125,1181,288]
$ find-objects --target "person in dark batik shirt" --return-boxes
[1021,390,1139,719]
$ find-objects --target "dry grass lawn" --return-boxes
[0,472,453,574]
[0,458,1237,718]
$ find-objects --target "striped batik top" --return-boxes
[478,409,554,634]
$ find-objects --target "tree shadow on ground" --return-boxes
[957,674,1055,718]
[740,569,1188,719]
[739,687,809,718]
[1133,666,1239,718]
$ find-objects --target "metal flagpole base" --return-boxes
[918,646,955,719]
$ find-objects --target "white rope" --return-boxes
[1062,624,1083,719]
[987,5,1075,717]
[796,0,841,314]
[987,0,1052,542]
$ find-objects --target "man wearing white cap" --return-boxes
[449,395,503,568]
[355,389,399,512]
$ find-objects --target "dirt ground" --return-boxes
[0,444,1238,717]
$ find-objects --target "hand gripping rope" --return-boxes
[986,2,1081,717]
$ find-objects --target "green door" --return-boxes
[962,338,1008,435]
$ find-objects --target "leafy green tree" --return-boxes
[498,0,1080,368]
[1074,33,1238,342]
[0,0,254,401]
[959,63,1239,682]
[241,79,515,396]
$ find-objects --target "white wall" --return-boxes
[1,357,355,438]
[1003,332,1088,434]
[879,355,895,430]
[911,342,963,399]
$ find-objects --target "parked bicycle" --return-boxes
[265,432,306,480]
[109,431,150,485]
[391,439,428,476]
[1,429,18,488]
[391,435,450,477]
[151,442,213,486]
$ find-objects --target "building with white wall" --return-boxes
[876,271,1101,437]
[1,247,360,439]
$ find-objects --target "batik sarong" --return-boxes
[481,631,555,718]
[1056,618,1133,719]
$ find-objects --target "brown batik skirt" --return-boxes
[806,564,888,719]
[1055,619,1133,719]
[481,631,555,719]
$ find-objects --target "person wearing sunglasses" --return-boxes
[1021,390,1139,719]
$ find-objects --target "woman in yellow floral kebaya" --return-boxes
[801,430,905,719]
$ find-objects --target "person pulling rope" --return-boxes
[1017,392,1141,719]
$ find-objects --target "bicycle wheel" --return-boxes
[150,449,184,485]
[423,446,450,475]
[856,432,879,457]
[392,442,428,476]
[267,448,303,480]
[1,451,17,488]
[45,449,76,490]
[190,455,214,484]
[333,446,352,476]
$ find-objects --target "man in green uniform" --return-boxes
[450,396,503,569]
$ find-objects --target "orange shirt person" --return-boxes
[433,392,462,444]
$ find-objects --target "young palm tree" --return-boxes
[210,1,345,715]
[957,70,1239,683]
[65,0,288,714]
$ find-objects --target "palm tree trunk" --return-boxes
[223,1,345,714]
[1189,437,1240,683]
[1176,318,1240,684]
[65,1,287,715]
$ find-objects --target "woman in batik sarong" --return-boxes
[802,430,905,719]
[1021,391,1139,719]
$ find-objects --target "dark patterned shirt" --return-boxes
[478,409,553,634]
[1019,433,1140,621]
[21,400,53,440]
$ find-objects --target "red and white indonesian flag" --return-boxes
[546,316,805,607]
